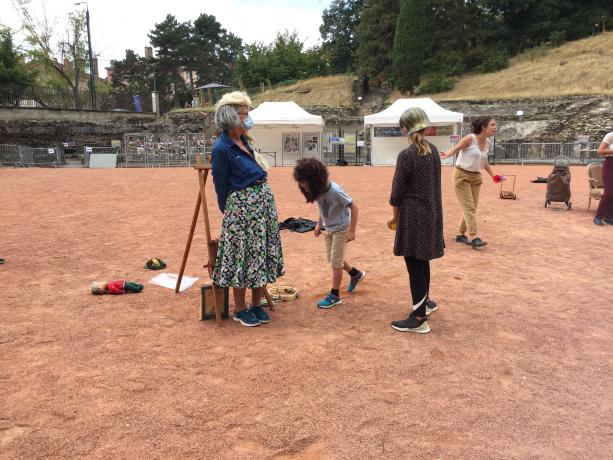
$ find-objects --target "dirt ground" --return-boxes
[1,164,612,459]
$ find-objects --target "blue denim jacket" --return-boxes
[211,131,267,212]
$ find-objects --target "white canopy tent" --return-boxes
[250,102,325,166]
[364,98,463,166]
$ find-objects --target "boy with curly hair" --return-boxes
[293,158,366,308]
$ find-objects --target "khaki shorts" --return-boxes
[324,229,347,269]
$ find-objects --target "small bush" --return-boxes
[525,43,550,61]
[418,74,454,94]
[475,51,509,73]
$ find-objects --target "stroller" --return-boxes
[545,155,572,210]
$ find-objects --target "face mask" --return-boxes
[243,115,254,130]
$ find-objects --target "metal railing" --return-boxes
[490,141,603,164]
[0,83,152,112]
[121,132,206,167]
[0,144,63,167]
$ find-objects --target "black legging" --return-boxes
[404,256,430,317]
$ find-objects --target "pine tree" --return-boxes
[392,0,426,94]
[355,0,400,84]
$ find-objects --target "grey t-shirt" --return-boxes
[317,182,352,232]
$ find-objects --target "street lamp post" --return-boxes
[75,2,96,110]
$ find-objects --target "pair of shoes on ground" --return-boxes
[317,271,366,308]
[455,234,487,249]
[233,305,271,327]
[594,217,613,226]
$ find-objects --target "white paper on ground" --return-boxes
[149,273,199,292]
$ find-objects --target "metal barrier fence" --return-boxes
[0,144,20,166]
[0,144,63,167]
[490,141,603,164]
[115,151,202,168]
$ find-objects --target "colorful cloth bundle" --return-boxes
[91,279,144,295]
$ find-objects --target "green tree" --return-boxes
[0,26,36,85]
[236,31,320,88]
[392,0,426,94]
[148,14,191,102]
[107,49,156,111]
[190,13,242,85]
[355,0,399,84]
[12,0,93,108]
[320,0,365,73]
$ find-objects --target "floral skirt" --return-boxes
[213,183,285,288]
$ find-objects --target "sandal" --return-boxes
[455,235,470,245]
[471,237,487,249]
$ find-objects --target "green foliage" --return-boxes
[237,31,326,88]
[109,51,153,93]
[392,0,426,95]
[525,43,551,61]
[548,30,566,48]
[148,13,242,90]
[355,0,399,83]
[418,74,454,94]
[0,27,36,85]
[320,0,365,73]
[356,0,612,84]
[475,51,509,73]
[12,1,93,108]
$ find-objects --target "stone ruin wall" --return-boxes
[1,95,610,149]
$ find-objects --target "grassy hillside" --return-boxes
[250,75,355,106]
[407,32,613,101]
[175,32,612,112]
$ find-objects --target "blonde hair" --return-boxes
[215,91,252,109]
[214,91,269,170]
[408,130,432,156]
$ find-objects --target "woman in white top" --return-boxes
[594,131,613,225]
[440,116,498,248]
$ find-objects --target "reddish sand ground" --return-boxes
[0,165,611,459]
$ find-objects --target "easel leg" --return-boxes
[263,286,275,311]
[176,192,201,293]
[198,169,223,326]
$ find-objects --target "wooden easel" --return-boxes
[176,163,275,327]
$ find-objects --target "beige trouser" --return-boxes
[324,229,347,269]
[454,167,482,235]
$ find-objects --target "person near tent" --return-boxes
[211,91,285,327]
[292,158,366,309]
[440,116,499,249]
[388,108,444,334]
[594,130,613,225]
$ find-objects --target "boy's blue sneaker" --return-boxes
[347,270,366,292]
[249,305,271,324]
[233,309,260,327]
[317,293,342,309]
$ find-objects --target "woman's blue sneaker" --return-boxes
[317,293,342,309]
[249,305,271,324]
[347,270,366,292]
[233,309,260,327]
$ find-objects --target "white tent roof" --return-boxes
[364,98,463,125]
[250,101,324,126]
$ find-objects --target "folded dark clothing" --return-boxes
[279,217,320,233]
[530,177,548,183]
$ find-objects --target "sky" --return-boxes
[1,0,330,77]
